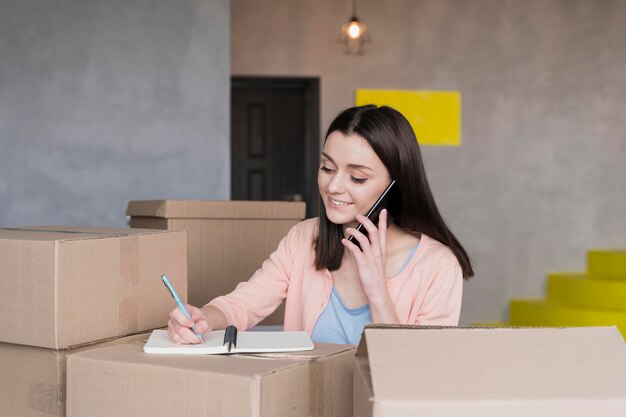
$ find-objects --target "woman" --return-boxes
[168,105,473,345]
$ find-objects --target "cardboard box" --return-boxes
[67,340,355,417]
[0,332,150,417]
[0,226,187,349]
[353,325,626,417]
[126,200,306,325]
[353,349,374,417]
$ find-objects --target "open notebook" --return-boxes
[143,326,314,355]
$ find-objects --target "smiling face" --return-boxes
[318,131,392,228]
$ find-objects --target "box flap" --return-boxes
[26,226,175,236]
[241,341,354,365]
[0,227,177,242]
[68,341,354,417]
[355,323,448,357]
[0,228,114,242]
[70,341,352,377]
[364,326,626,411]
[126,200,306,220]
[353,354,374,417]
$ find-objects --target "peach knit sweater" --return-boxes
[209,218,463,334]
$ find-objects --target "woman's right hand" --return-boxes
[167,304,211,344]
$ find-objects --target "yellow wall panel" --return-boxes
[355,89,461,146]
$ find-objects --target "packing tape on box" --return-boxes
[120,236,140,284]
[119,296,139,334]
[28,382,57,415]
[311,359,321,415]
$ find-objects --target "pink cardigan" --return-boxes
[209,218,463,334]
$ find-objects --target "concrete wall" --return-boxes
[0,0,230,227]
[231,0,626,323]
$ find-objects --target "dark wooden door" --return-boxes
[231,77,319,217]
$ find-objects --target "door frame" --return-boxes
[231,76,320,218]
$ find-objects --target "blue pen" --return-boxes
[161,274,204,343]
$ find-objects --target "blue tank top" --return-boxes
[311,242,419,345]
[311,286,372,345]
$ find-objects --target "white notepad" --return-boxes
[143,328,314,355]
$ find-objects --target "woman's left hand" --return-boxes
[342,209,389,300]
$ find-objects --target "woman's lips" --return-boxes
[328,198,353,208]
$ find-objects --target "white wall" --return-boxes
[0,0,230,227]
[231,0,626,324]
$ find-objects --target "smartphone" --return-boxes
[347,179,396,250]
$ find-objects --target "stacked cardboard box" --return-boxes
[353,324,626,417]
[67,341,355,417]
[0,333,151,417]
[510,249,626,337]
[0,226,187,416]
[126,200,306,325]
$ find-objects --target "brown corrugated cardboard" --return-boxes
[0,227,187,349]
[353,325,626,417]
[126,199,306,220]
[126,200,306,325]
[353,354,373,417]
[0,332,150,417]
[67,340,354,417]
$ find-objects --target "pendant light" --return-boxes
[338,0,371,55]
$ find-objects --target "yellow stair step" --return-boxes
[547,272,626,310]
[587,249,626,280]
[510,299,626,339]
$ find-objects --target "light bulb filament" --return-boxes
[348,21,362,39]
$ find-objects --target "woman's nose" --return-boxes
[327,173,347,193]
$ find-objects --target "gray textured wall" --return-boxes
[231,0,626,324]
[0,0,230,227]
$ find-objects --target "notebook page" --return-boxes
[143,329,228,354]
[232,331,314,353]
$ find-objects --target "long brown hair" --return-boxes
[314,105,474,279]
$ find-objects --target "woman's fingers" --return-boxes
[342,237,360,256]
[355,213,385,260]
[356,214,379,244]
[169,306,193,327]
[378,209,388,268]
[167,319,198,344]
[345,226,371,257]
[166,319,178,343]
[167,305,206,344]
[167,318,192,344]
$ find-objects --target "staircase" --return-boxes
[510,250,626,338]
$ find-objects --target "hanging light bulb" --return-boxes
[338,0,371,55]
[348,20,363,39]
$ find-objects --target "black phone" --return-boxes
[347,179,396,250]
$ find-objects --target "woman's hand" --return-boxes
[342,209,400,323]
[342,209,389,302]
[166,304,211,344]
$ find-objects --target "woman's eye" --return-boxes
[320,166,334,173]
[351,176,367,184]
